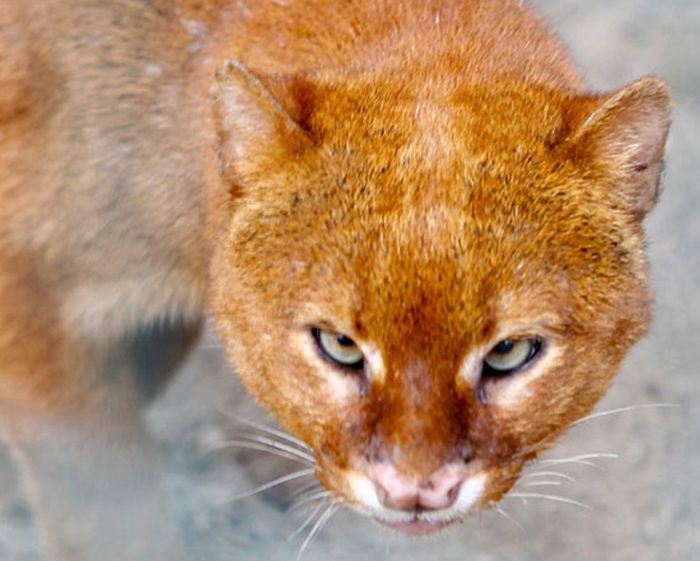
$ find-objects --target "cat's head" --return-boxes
[210,62,670,532]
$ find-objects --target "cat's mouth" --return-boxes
[377,514,455,535]
[368,505,464,535]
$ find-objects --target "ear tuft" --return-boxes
[213,61,311,182]
[573,76,672,214]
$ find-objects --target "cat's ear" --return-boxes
[213,61,313,183]
[570,76,671,214]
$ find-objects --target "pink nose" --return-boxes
[370,463,469,511]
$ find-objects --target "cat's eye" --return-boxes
[311,327,365,369]
[483,337,542,375]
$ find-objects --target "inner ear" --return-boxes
[570,76,672,214]
[212,61,314,182]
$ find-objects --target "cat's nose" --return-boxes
[369,463,469,511]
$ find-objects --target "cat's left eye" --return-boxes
[482,337,542,376]
[311,327,365,369]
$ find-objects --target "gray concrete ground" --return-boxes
[0,1,698,560]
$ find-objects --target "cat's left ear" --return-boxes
[570,76,671,214]
[212,61,313,184]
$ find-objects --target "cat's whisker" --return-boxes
[296,504,339,561]
[290,490,333,513]
[237,432,315,460]
[289,497,331,540]
[214,408,307,449]
[290,481,323,499]
[572,403,680,426]
[216,468,315,504]
[231,434,315,462]
[506,493,592,510]
[519,480,562,488]
[534,459,602,471]
[494,505,525,533]
[292,486,326,503]
[211,439,315,466]
[537,453,618,471]
[520,471,578,484]
[232,416,312,452]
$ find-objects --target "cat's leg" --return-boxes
[0,261,200,561]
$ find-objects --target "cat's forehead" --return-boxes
[314,77,570,166]
[309,82,580,234]
[348,202,564,343]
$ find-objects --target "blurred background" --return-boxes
[0,1,697,560]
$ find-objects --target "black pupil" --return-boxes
[494,340,515,354]
[337,334,355,347]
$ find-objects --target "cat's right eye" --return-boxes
[311,327,365,370]
[482,337,542,376]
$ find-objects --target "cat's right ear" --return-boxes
[212,61,313,183]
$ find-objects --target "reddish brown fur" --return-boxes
[0,0,670,558]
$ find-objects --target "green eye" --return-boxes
[483,338,541,375]
[312,327,364,369]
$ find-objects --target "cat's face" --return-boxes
[211,65,669,531]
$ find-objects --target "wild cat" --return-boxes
[0,0,670,559]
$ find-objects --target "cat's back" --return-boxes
[0,0,208,335]
[211,0,584,91]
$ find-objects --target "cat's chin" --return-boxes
[377,516,455,535]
